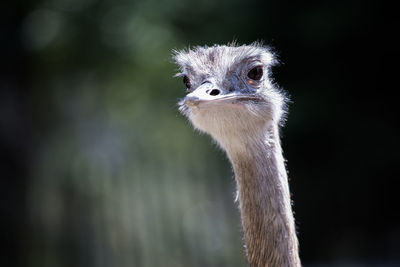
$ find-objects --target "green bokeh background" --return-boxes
[1,0,398,266]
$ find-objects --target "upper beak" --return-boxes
[183,82,260,107]
[184,82,219,106]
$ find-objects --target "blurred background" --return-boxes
[1,0,398,266]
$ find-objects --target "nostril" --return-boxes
[209,89,220,96]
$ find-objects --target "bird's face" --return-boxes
[174,44,286,146]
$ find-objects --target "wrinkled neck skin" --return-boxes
[208,116,301,267]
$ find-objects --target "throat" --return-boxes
[225,127,300,267]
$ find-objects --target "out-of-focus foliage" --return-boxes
[1,0,399,266]
[19,1,247,267]
[20,0,248,266]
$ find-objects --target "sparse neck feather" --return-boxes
[221,124,301,267]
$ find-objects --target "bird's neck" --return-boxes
[225,125,301,267]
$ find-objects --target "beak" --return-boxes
[184,82,223,107]
[183,82,260,107]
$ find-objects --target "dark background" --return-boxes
[1,0,399,266]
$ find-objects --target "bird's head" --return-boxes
[174,43,287,149]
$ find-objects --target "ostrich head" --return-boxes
[174,43,286,152]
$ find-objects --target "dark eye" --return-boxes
[247,66,263,81]
[183,75,191,90]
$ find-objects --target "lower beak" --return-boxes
[184,95,201,107]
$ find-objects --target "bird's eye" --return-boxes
[183,75,191,90]
[247,66,263,81]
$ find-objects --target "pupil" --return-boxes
[183,76,191,89]
[248,66,263,80]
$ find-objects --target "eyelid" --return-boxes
[248,79,258,86]
[242,61,262,76]
[248,63,263,70]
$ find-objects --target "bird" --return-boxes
[173,43,301,267]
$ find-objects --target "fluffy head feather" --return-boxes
[173,43,287,153]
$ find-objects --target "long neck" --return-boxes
[224,125,300,267]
